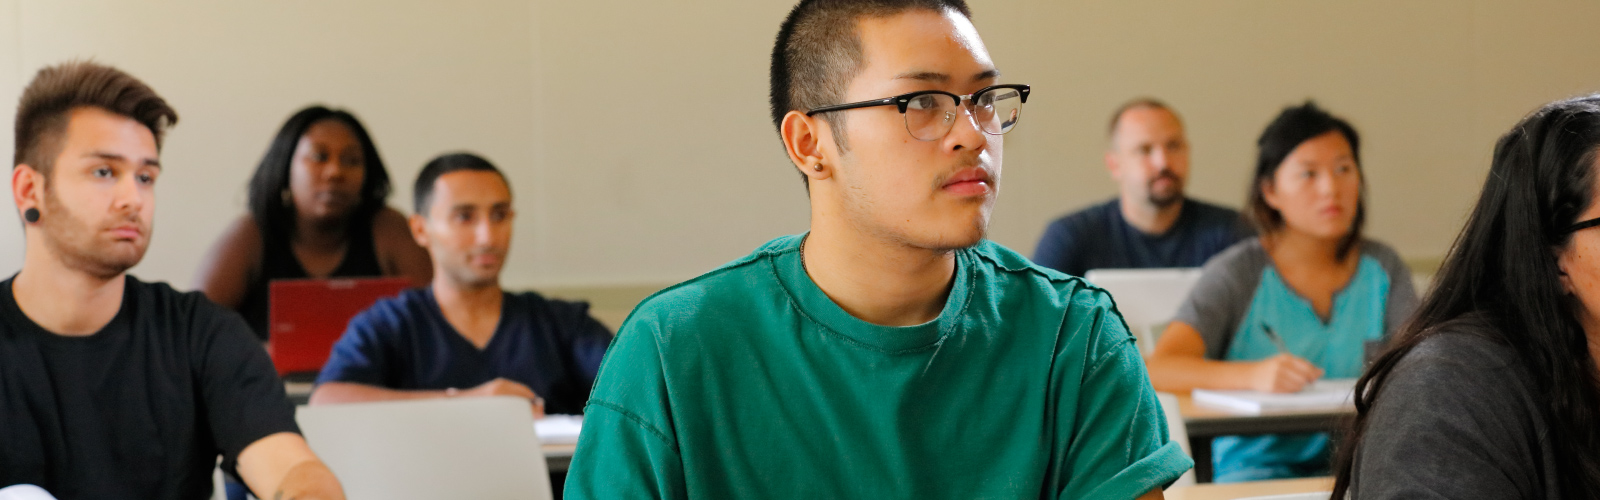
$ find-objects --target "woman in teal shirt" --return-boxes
[1147,101,1418,482]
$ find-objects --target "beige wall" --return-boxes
[2,1,1598,298]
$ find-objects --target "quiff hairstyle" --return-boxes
[13,61,178,177]
[769,0,971,185]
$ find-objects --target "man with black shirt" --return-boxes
[1033,99,1252,277]
[0,62,344,499]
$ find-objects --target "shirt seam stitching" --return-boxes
[586,399,678,451]
[767,247,969,355]
[1087,334,1138,375]
[621,238,797,332]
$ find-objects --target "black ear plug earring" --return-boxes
[23,208,39,223]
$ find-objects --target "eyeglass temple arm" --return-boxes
[805,97,897,116]
[1565,216,1600,234]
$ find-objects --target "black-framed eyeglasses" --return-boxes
[805,84,1030,141]
[1566,217,1600,234]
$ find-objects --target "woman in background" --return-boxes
[1332,96,1600,499]
[1147,101,1417,482]
[196,106,431,341]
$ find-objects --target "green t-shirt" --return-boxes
[566,235,1191,499]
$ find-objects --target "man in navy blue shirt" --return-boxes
[1033,99,1252,277]
[310,153,611,416]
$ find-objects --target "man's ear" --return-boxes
[1104,149,1119,179]
[781,110,834,184]
[407,213,430,249]
[12,164,43,222]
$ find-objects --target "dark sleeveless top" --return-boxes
[238,219,384,341]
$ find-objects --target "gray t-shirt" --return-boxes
[1350,321,1560,499]
[1172,238,1418,360]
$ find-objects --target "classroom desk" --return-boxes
[284,381,579,472]
[1177,394,1353,483]
[289,383,1351,479]
[543,443,576,472]
[286,381,314,406]
[1165,476,1332,500]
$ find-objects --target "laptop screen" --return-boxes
[267,277,412,378]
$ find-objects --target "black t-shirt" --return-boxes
[1032,197,1253,277]
[0,275,300,499]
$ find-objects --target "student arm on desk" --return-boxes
[1147,322,1321,394]
[309,309,546,412]
[196,305,342,498]
[1146,248,1322,394]
[237,433,344,500]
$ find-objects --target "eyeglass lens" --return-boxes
[902,87,1025,141]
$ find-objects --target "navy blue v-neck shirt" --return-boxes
[1033,197,1253,277]
[315,288,612,415]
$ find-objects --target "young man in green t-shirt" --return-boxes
[565,1,1192,498]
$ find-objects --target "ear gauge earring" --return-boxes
[23,208,39,224]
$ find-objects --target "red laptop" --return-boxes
[267,277,412,378]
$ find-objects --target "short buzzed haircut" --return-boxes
[769,0,972,161]
[13,61,178,177]
[413,152,509,215]
[1107,97,1178,139]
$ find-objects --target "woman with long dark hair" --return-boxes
[1332,96,1600,498]
[195,106,432,341]
[1148,101,1417,482]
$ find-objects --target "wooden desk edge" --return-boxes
[1165,476,1333,500]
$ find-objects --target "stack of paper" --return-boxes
[534,414,584,445]
[1192,378,1357,415]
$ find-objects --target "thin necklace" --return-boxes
[799,234,810,274]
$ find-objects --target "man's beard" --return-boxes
[39,189,149,280]
[1146,173,1184,208]
[1148,191,1183,208]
